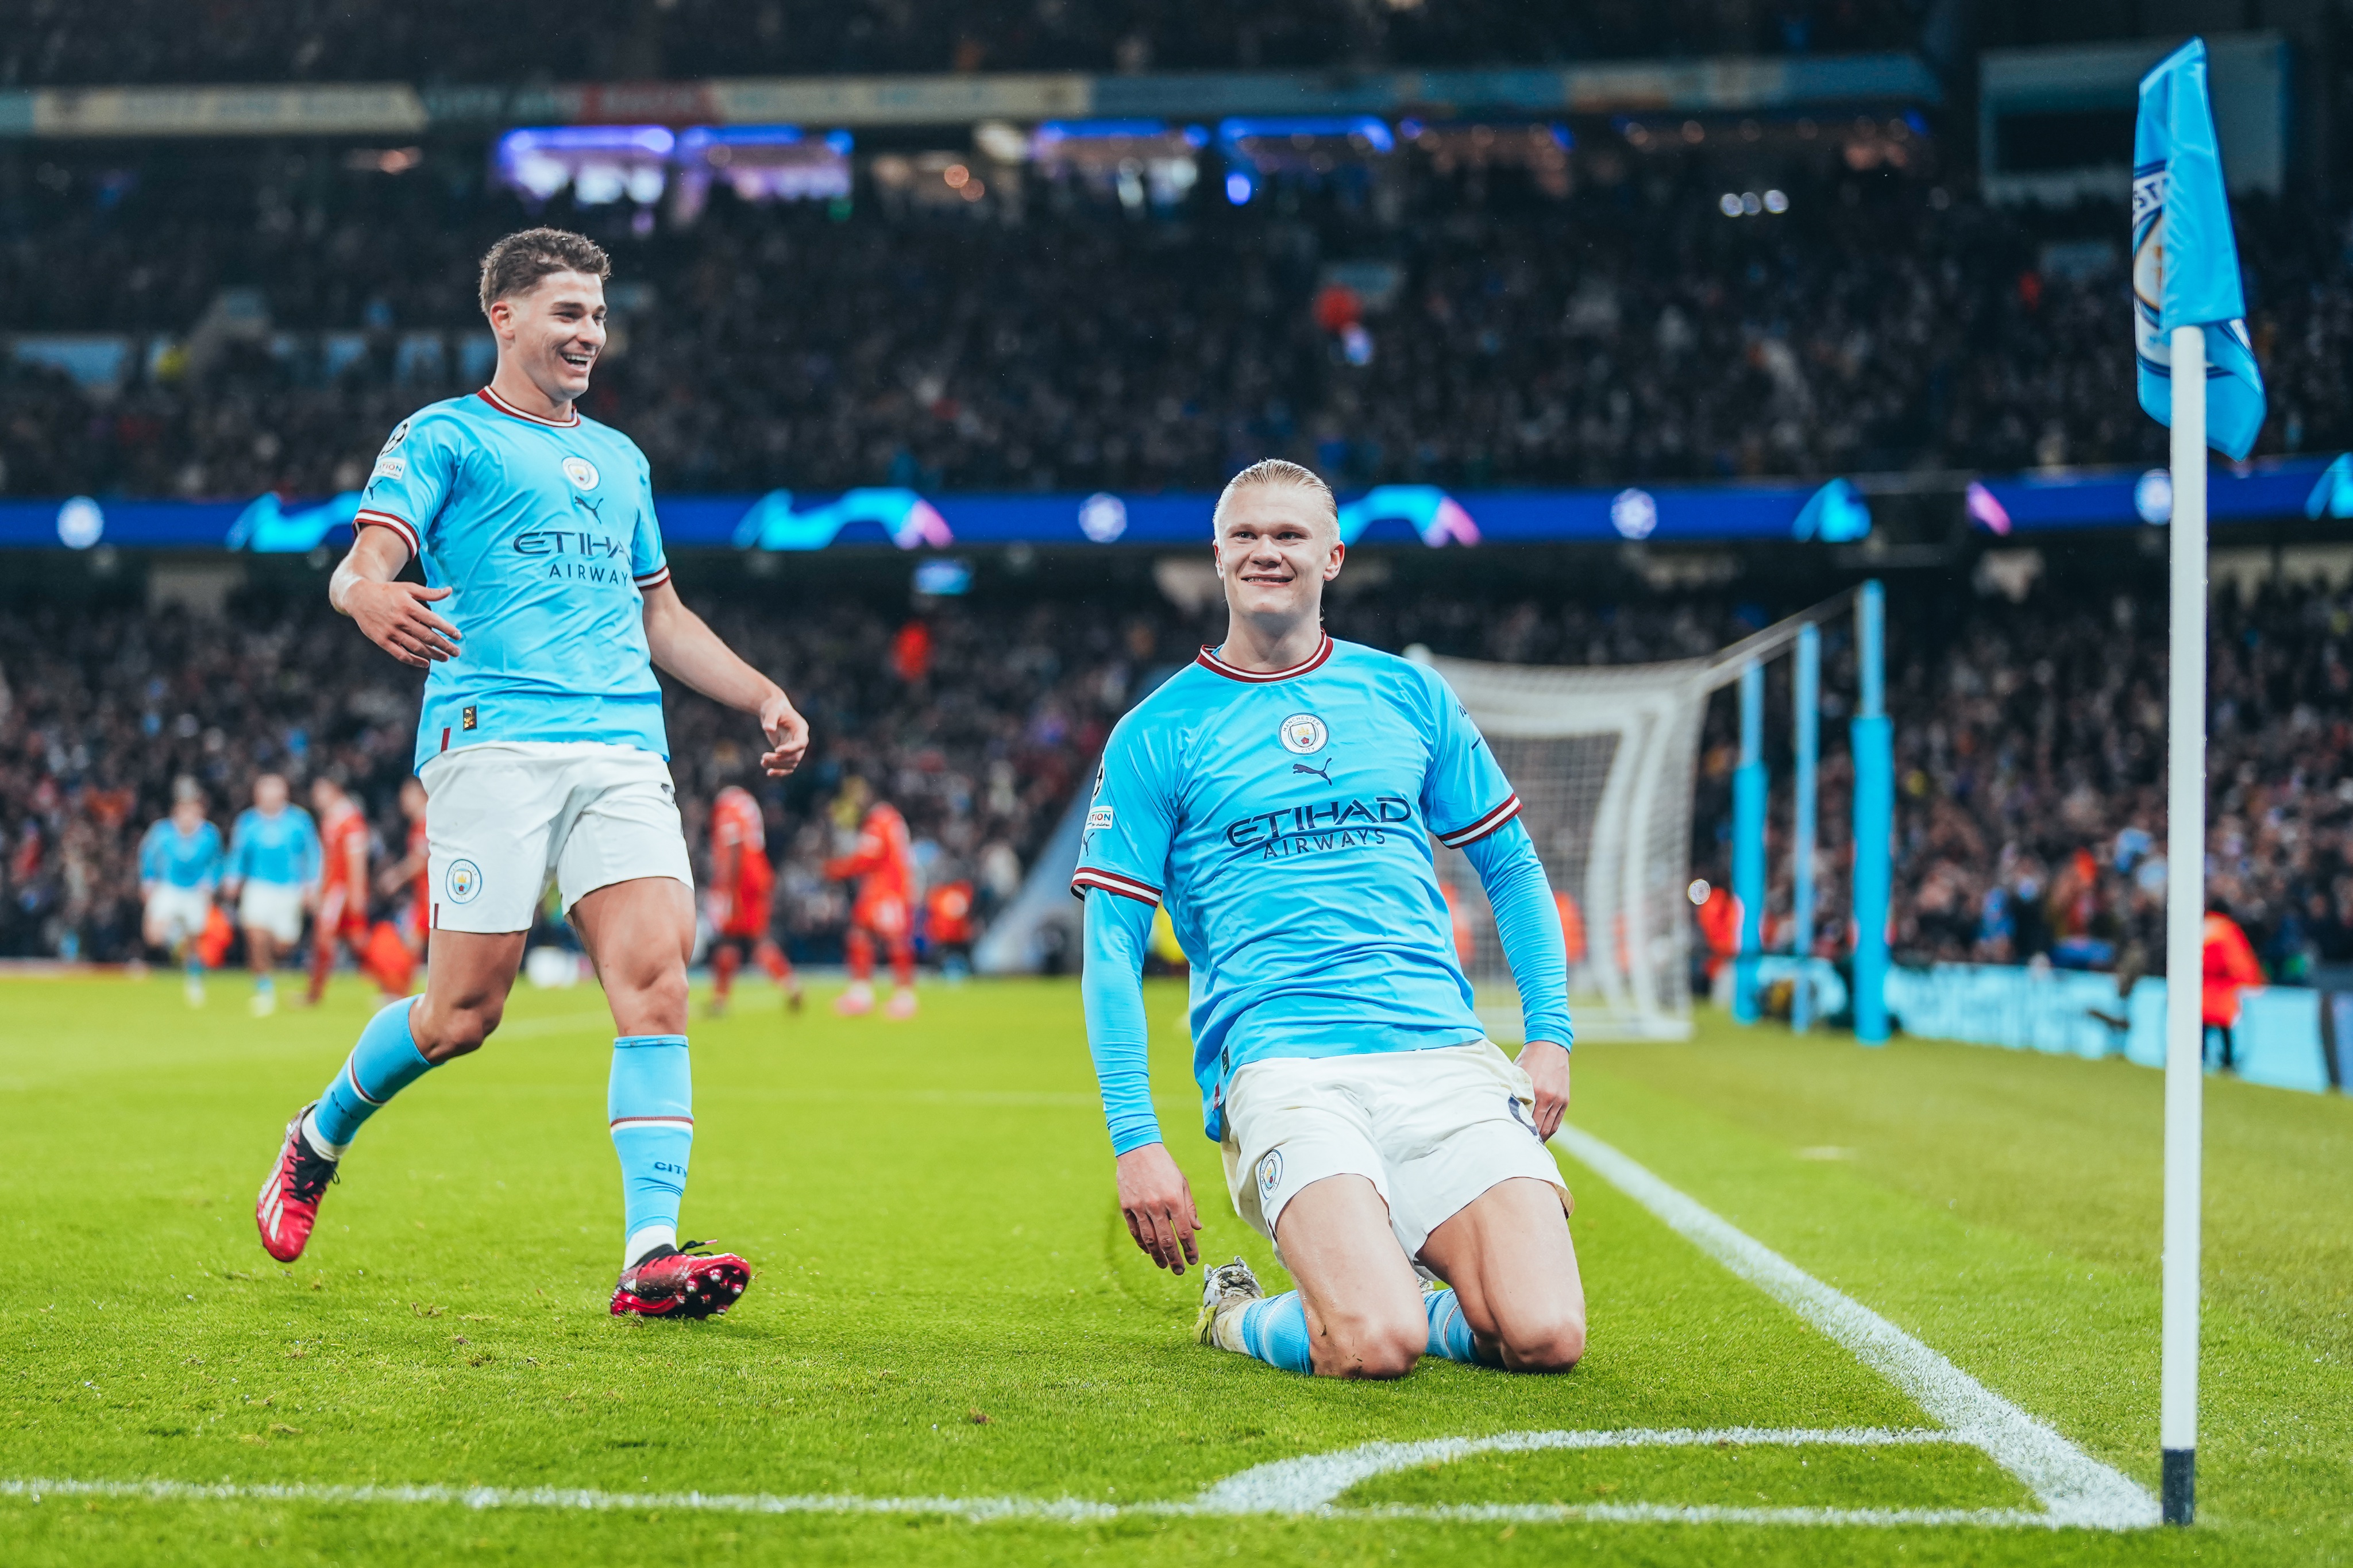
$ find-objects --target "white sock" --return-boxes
[299,1107,348,1161]
[624,1223,678,1269]
[1210,1300,1252,1355]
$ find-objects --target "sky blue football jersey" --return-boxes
[1071,635,1526,1110]
[227,806,319,889]
[140,819,223,890]
[355,387,670,773]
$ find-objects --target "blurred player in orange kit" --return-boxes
[376,777,433,957]
[308,774,401,1003]
[823,778,917,1019]
[707,782,800,1017]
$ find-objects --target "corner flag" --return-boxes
[2134,38,2266,460]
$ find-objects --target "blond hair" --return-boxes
[1212,458,1337,536]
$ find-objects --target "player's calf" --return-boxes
[1420,1175,1587,1372]
[1197,1256,1425,1378]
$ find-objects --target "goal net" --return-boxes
[1419,651,1712,1042]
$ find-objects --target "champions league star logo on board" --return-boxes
[1277,714,1328,755]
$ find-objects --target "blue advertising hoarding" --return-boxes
[0,458,2340,554]
[0,480,1829,553]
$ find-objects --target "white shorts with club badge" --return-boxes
[417,741,693,934]
[1220,1039,1572,1265]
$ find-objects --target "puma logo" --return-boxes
[1291,759,1332,782]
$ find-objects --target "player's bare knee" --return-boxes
[1503,1311,1585,1373]
[1318,1330,1422,1380]
[1315,1303,1428,1379]
[614,964,689,1032]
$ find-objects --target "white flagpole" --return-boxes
[2161,321,2207,1527]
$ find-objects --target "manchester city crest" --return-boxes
[561,456,600,490]
[1256,1148,1284,1200]
[445,858,483,903]
[1277,713,1328,755]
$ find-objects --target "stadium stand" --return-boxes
[1,151,2343,500]
[0,0,1920,84]
[5,563,2347,1000]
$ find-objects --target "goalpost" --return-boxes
[1421,654,1710,1041]
[1418,592,1876,1044]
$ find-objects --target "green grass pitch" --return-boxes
[0,973,2347,1564]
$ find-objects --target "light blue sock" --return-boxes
[1239,1291,1316,1374]
[610,1035,693,1266]
[1424,1286,1482,1365]
[307,998,434,1153]
[183,947,203,984]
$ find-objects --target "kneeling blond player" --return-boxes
[1075,459,1583,1377]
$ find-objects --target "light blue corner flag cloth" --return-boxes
[2134,37,2266,461]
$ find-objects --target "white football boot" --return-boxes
[1195,1255,1264,1351]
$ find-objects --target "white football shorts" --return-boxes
[144,885,213,946]
[1220,1040,1571,1264]
[236,882,306,945]
[417,740,692,934]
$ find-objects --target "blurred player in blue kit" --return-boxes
[223,772,318,1017]
[140,776,224,1007]
[252,227,811,1319]
[1075,459,1585,1378]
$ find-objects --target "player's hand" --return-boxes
[1114,1142,1202,1276]
[346,578,460,667]
[1521,1040,1571,1141]
[758,689,809,777]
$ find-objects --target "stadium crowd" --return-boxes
[0,582,1125,965]
[3,152,2347,503]
[0,0,1924,84]
[5,562,2349,998]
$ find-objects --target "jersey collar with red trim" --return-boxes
[476,385,581,427]
[1195,632,1334,683]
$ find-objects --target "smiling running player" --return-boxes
[1076,458,1585,1378]
[253,227,811,1319]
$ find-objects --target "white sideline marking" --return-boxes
[0,1475,2055,1531]
[1196,1425,1961,1512]
[1552,1125,2160,1531]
